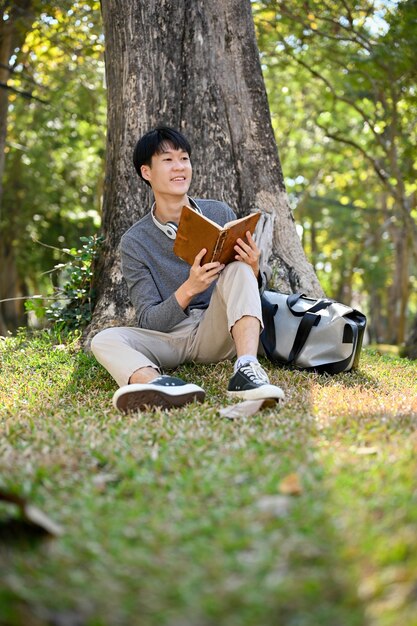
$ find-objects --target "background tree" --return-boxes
[89,0,323,340]
[0,0,35,334]
[0,0,105,334]
[254,0,417,346]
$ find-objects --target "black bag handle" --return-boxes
[260,294,278,361]
[287,311,320,364]
[287,293,334,317]
[261,293,322,365]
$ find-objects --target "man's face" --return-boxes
[141,143,192,196]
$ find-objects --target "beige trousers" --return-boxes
[91,262,264,387]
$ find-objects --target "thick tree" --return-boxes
[89,0,322,340]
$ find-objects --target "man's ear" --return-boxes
[141,164,151,181]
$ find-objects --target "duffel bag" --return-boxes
[260,291,367,374]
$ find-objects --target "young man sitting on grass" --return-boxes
[91,126,285,412]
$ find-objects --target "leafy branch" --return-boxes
[25,234,104,332]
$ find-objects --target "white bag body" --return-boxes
[260,292,367,374]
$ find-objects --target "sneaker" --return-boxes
[227,362,285,401]
[113,375,205,413]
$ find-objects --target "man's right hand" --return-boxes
[175,248,224,309]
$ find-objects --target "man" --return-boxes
[91,126,285,412]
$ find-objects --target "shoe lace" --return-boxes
[240,362,269,384]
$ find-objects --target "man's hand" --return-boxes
[175,248,224,309]
[188,248,225,295]
[234,231,260,277]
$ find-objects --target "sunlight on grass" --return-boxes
[0,331,417,626]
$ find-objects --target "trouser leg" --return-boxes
[91,263,264,387]
[188,261,263,363]
[90,317,198,387]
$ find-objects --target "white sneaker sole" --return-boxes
[113,383,205,413]
[227,384,285,402]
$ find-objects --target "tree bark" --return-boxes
[387,221,411,345]
[0,0,35,335]
[89,0,322,342]
[403,316,417,360]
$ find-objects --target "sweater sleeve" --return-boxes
[121,247,189,332]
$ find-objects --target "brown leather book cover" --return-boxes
[173,205,261,265]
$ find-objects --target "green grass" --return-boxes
[1,329,417,626]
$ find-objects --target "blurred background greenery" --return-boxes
[1,0,416,351]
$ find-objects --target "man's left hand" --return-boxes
[234,231,260,278]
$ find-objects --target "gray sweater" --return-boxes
[121,199,268,332]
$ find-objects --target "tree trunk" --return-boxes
[403,316,417,360]
[0,0,34,335]
[368,290,387,345]
[0,5,16,334]
[88,0,323,342]
[404,191,417,358]
[387,221,410,345]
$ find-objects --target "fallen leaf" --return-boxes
[218,398,278,420]
[278,473,303,496]
[23,505,63,536]
[0,489,63,536]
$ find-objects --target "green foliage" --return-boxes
[0,331,417,625]
[2,1,105,305]
[253,0,417,341]
[46,234,103,331]
[26,234,103,332]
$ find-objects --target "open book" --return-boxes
[173,205,261,266]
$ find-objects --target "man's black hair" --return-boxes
[133,126,192,186]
